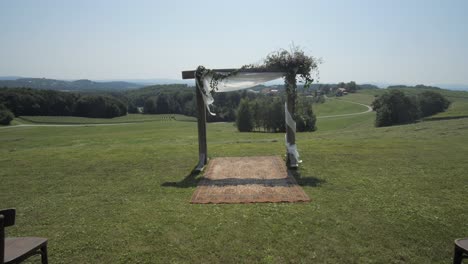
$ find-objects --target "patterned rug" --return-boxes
[190,156,311,204]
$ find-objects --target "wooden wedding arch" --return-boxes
[182,68,299,171]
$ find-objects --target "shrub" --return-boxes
[296,112,316,132]
[236,99,254,132]
[0,106,14,125]
[296,97,316,132]
[372,89,451,127]
[74,96,126,118]
[127,102,139,113]
[372,90,420,127]
[144,97,157,114]
[418,91,451,117]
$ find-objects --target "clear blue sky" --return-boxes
[1,0,467,85]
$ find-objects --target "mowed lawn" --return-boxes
[1,97,468,263]
[15,114,196,124]
[313,97,369,117]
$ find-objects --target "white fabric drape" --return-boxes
[197,72,283,115]
[285,102,301,163]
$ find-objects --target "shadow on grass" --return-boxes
[161,166,325,188]
[197,177,304,187]
[288,170,326,187]
[423,115,468,121]
[161,166,202,188]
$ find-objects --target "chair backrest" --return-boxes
[0,209,15,228]
[1,209,16,263]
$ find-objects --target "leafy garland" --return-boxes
[195,47,320,101]
[263,47,319,90]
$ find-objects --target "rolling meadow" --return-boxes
[1,90,467,263]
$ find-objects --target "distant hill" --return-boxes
[124,84,192,104]
[0,76,23,80]
[102,78,194,86]
[380,85,468,101]
[2,76,466,92]
[387,84,442,90]
[435,84,468,91]
[0,78,144,91]
[373,82,468,91]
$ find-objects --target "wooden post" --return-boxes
[195,81,208,170]
[286,75,298,168]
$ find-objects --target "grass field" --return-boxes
[15,114,196,124]
[1,90,468,263]
[313,92,375,132]
[429,97,468,120]
[313,97,369,116]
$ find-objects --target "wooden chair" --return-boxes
[0,209,48,264]
[454,238,468,264]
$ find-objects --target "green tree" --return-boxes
[296,97,317,132]
[372,90,420,127]
[270,98,285,132]
[346,81,357,93]
[236,99,254,132]
[155,94,170,114]
[418,91,451,117]
[0,104,14,125]
[74,96,126,118]
[144,97,157,114]
[250,101,262,131]
[127,102,139,113]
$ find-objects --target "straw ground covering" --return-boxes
[191,156,310,204]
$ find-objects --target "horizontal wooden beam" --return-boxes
[181,68,285,79]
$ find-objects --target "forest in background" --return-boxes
[0,82,452,129]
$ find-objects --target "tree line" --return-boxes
[0,88,127,125]
[0,84,257,125]
[2,82,451,130]
[127,84,260,122]
[372,89,451,127]
[125,84,196,116]
[236,96,317,132]
[130,84,318,133]
[0,84,320,131]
